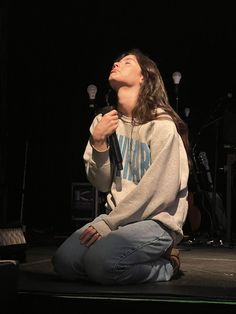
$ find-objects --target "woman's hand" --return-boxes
[79,225,101,247]
[92,109,119,151]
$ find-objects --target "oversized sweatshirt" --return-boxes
[83,110,189,245]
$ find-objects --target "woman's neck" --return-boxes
[116,86,139,117]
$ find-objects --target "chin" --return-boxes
[109,78,120,91]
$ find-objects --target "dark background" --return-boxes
[0,2,235,236]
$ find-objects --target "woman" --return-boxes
[52,49,190,285]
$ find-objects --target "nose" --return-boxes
[112,62,119,69]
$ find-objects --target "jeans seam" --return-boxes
[113,228,170,272]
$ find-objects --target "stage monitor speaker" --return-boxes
[0,227,27,262]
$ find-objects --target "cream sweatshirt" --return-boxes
[83,111,189,245]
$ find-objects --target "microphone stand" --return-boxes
[174,85,180,114]
[194,111,227,246]
[172,72,182,114]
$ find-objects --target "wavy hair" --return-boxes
[113,48,192,167]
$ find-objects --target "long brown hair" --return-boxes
[114,48,192,168]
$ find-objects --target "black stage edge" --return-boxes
[16,294,236,313]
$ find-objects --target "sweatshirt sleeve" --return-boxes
[92,119,189,236]
[83,115,113,193]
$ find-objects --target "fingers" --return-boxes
[102,110,119,128]
[92,110,119,143]
[104,109,118,118]
[80,226,101,247]
[80,225,95,242]
[85,231,101,247]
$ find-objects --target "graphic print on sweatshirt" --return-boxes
[117,134,151,182]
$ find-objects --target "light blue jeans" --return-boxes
[52,214,174,285]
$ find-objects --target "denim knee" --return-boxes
[51,250,69,279]
[52,248,79,280]
[83,246,117,285]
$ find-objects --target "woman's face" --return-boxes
[108,54,143,90]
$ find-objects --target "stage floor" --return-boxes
[10,234,236,313]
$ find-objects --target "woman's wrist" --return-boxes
[91,137,108,152]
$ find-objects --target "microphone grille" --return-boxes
[172,72,182,85]
[87,84,97,100]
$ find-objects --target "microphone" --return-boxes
[172,71,182,113]
[199,151,214,190]
[172,71,182,86]
[87,84,97,112]
[101,105,123,171]
[184,107,190,118]
[172,71,182,95]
